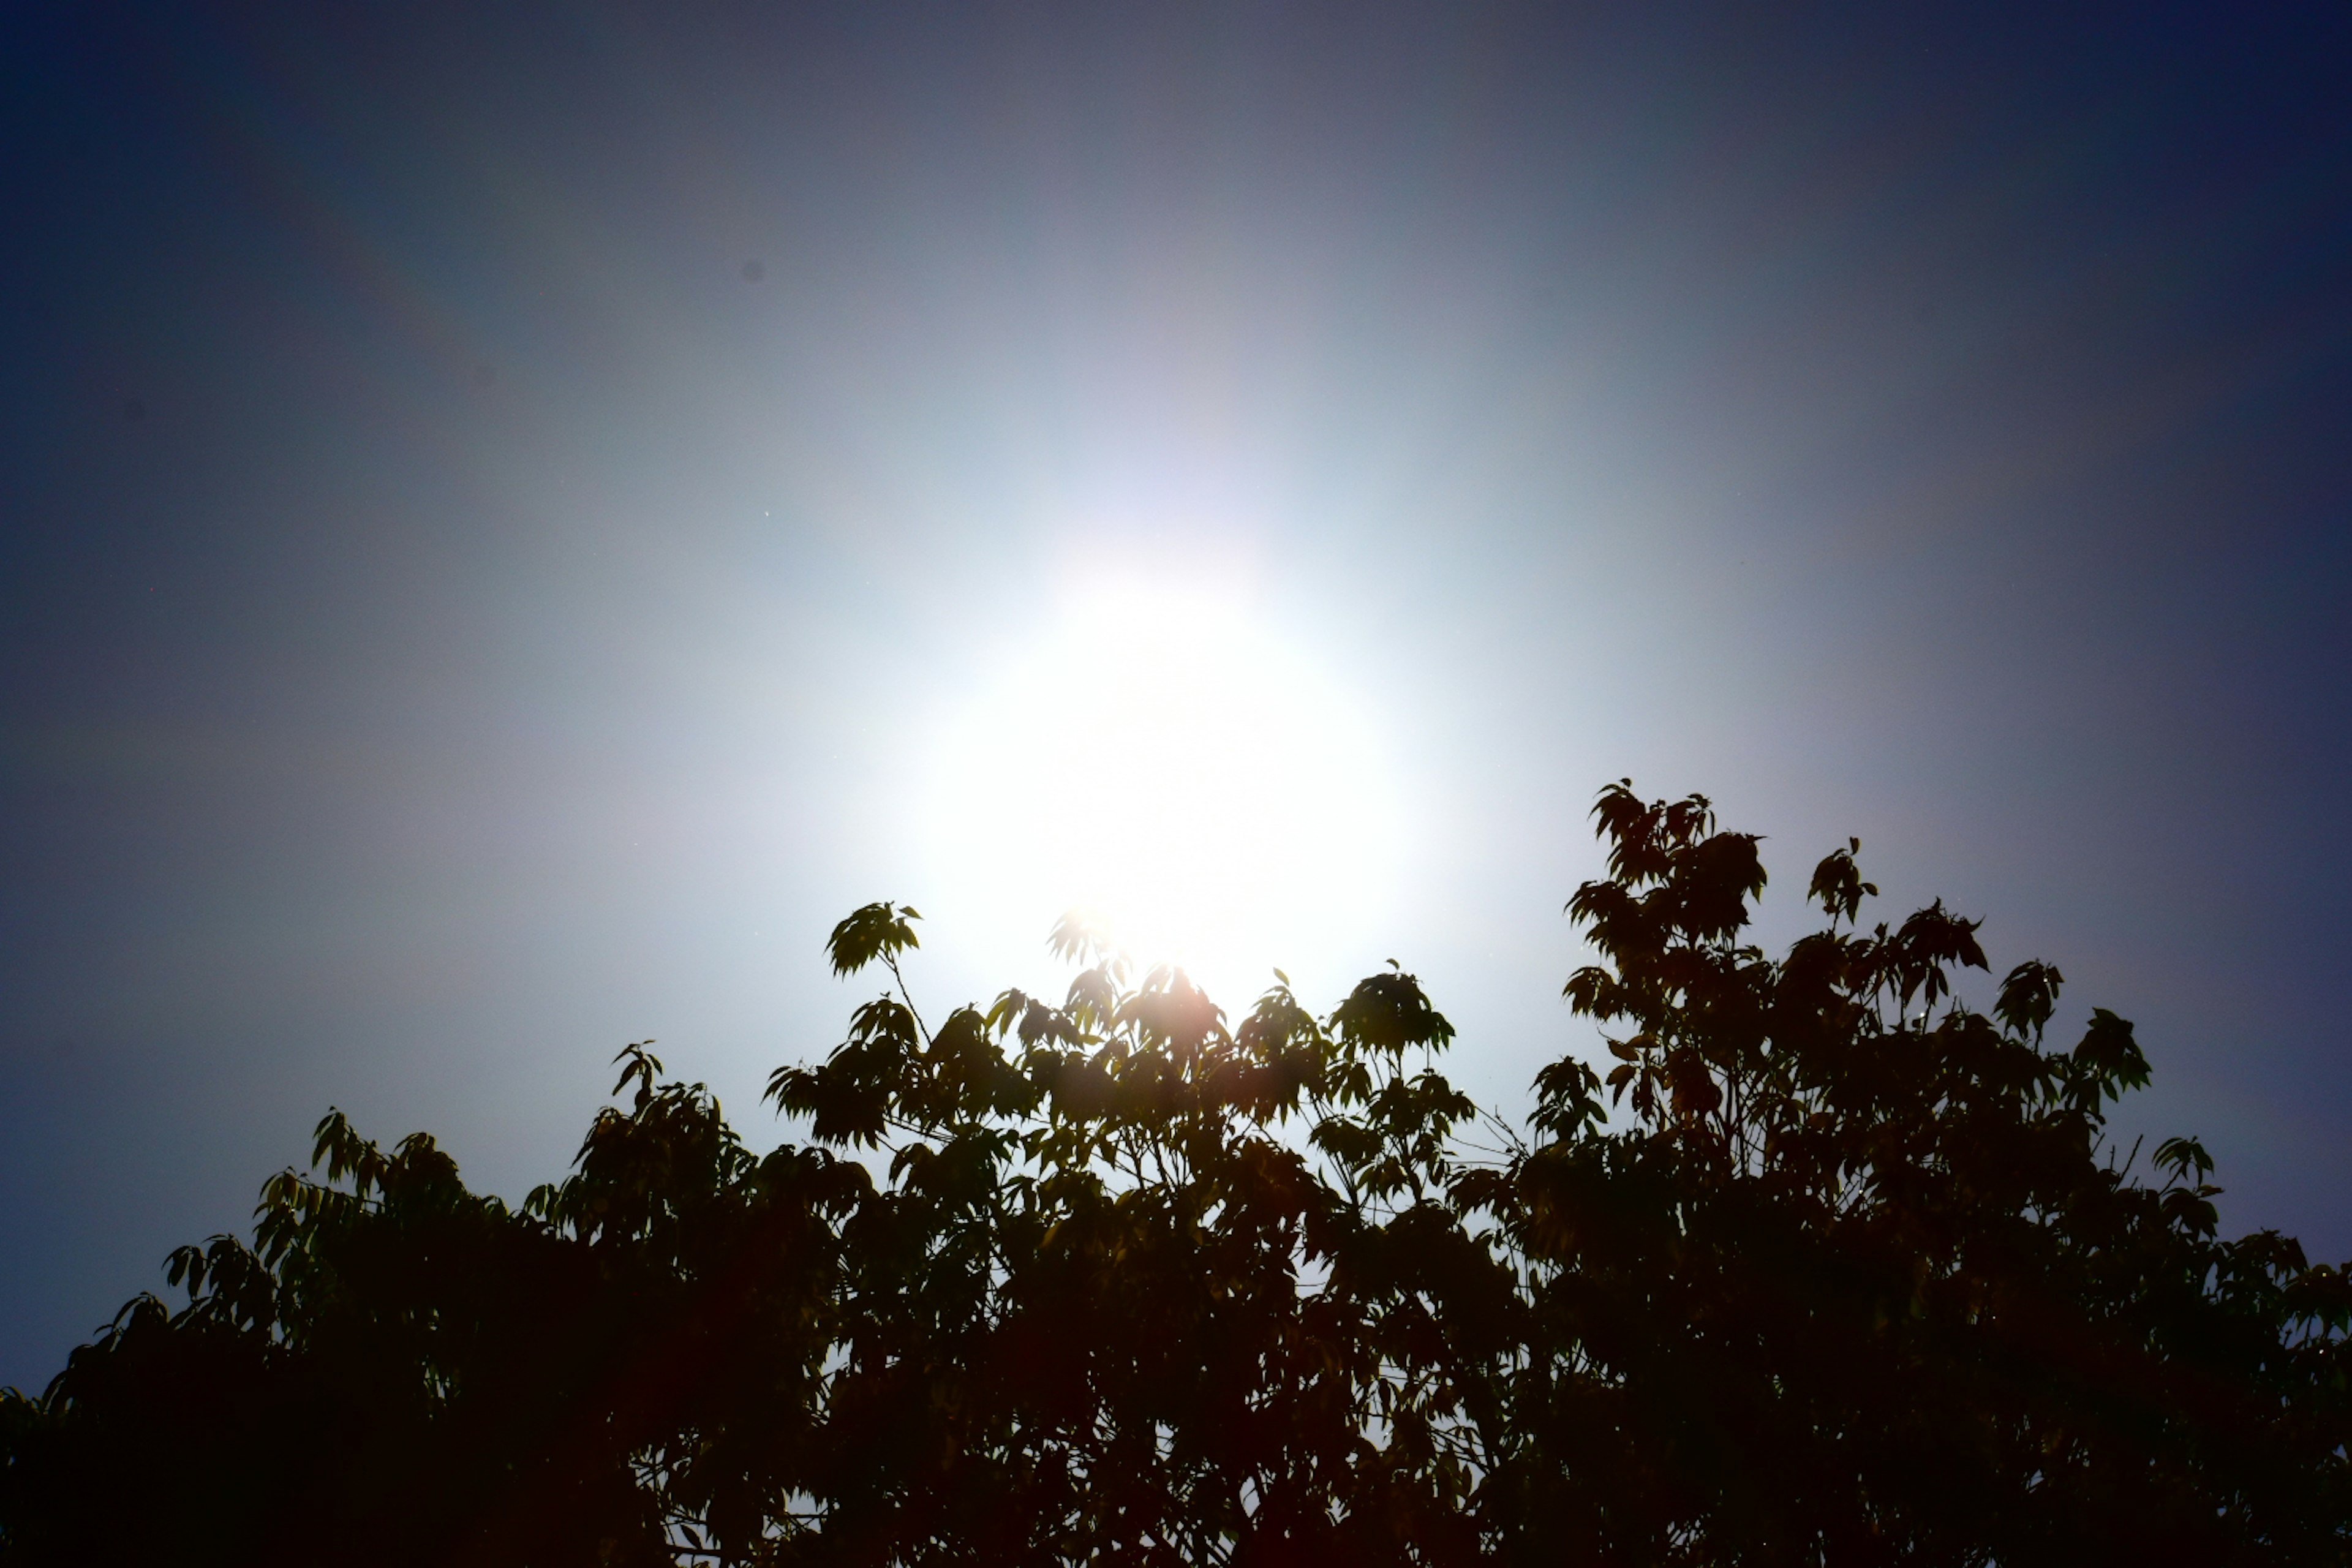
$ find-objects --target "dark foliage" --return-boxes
[6,784,2346,1565]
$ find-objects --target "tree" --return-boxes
[4,783,2346,1566]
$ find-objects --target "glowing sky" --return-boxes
[913,573,1405,989]
[4,4,2350,1387]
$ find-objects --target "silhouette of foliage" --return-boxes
[5,783,2346,1565]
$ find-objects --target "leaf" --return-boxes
[609,1039,664,1106]
[826,901,922,977]
[1330,970,1455,1058]
[1994,959,2064,1044]
[1806,837,1877,929]
[2069,1006,2150,1105]
[1673,831,1767,941]
[2152,1134,2214,1188]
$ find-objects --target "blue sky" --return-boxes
[4,2,2349,1389]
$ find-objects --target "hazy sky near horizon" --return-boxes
[5,2,2350,1388]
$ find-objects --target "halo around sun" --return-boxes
[917,577,1402,993]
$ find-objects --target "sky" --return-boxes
[3,2,2349,1390]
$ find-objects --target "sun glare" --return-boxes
[919,581,1401,993]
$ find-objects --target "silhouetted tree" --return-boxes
[6,783,2346,1566]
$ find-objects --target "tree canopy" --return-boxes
[6,783,2346,1566]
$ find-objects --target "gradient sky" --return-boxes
[5,2,2350,1390]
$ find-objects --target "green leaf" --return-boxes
[826,900,922,976]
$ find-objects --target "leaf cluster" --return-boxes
[4,792,2346,1566]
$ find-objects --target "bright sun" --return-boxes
[918,579,1401,990]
